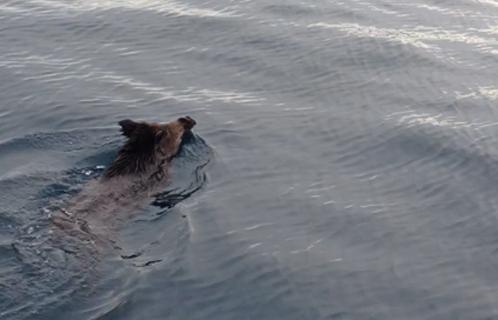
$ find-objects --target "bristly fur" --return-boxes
[104,121,157,179]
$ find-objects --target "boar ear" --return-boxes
[118,119,139,137]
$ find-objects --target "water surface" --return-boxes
[1,0,498,319]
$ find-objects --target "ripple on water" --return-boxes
[3,0,498,318]
[0,121,213,319]
[25,0,239,18]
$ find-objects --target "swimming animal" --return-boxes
[51,116,197,240]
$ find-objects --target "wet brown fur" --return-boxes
[51,116,196,241]
[104,120,160,178]
[105,117,195,179]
